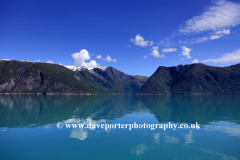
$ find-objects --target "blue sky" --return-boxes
[1,0,240,76]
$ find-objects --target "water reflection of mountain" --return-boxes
[0,95,147,128]
[138,95,240,124]
[0,94,240,128]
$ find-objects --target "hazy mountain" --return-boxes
[137,63,240,94]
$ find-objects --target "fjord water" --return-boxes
[0,95,240,160]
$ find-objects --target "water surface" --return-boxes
[0,95,240,160]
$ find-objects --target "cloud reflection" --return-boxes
[184,130,194,146]
[164,135,179,143]
[153,133,161,144]
[205,122,240,138]
[131,144,149,156]
[65,117,106,141]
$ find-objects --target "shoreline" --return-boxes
[1,92,240,95]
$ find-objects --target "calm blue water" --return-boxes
[0,95,240,160]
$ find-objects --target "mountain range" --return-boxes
[1,60,240,94]
[0,60,148,94]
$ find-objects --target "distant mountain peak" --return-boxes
[0,59,10,61]
[64,65,107,71]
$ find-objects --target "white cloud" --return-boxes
[106,55,111,62]
[46,60,54,64]
[151,47,160,58]
[181,29,231,44]
[179,0,240,34]
[72,49,98,67]
[128,45,131,47]
[203,49,240,63]
[149,41,153,46]
[192,59,199,63]
[210,28,230,39]
[34,59,40,62]
[180,46,192,59]
[86,60,98,67]
[150,46,166,58]
[144,56,148,58]
[191,36,209,44]
[179,37,207,44]
[158,37,172,47]
[96,55,116,62]
[130,34,153,47]
[72,49,90,67]
[96,55,102,59]
[178,40,186,45]
[216,28,230,35]
[210,34,223,40]
[162,48,177,53]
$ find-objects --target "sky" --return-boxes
[1,0,240,76]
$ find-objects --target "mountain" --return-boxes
[4,60,240,95]
[0,60,92,94]
[0,60,148,94]
[137,63,240,94]
[65,66,148,94]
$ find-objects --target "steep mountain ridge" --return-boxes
[137,63,240,94]
[0,60,92,94]
[72,66,148,94]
